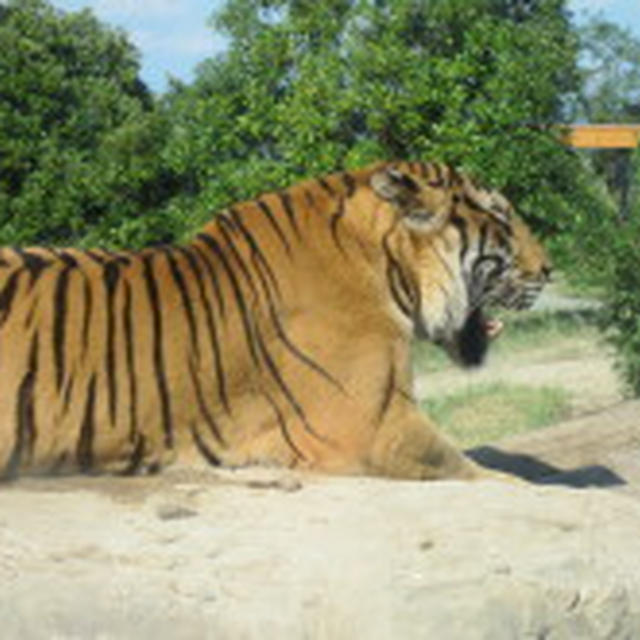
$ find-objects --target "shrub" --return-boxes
[599,150,640,396]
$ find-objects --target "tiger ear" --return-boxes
[370,167,450,233]
[370,167,420,203]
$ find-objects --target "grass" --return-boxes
[420,382,571,448]
[412,307,598,445]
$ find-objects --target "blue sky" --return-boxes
[50,0,227,92]
[49,0,640,94]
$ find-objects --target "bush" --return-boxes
[598,150,640,396]
[599,228,640,396]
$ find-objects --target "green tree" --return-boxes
[599,155,640,396]
[568,18,640,222]
[572,18,640,123]
[0,0,176,246]
[162,0,589,246]
[561,18,640,396]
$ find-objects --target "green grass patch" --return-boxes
[420,382,571,447]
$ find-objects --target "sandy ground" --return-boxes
[2,288,639,638]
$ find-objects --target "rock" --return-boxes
[1,474,639,639]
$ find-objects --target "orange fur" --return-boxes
[0,162,550,480]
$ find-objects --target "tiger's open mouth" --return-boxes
[484,317,504,339]
[450,281,543,367]
[445,307,500,368]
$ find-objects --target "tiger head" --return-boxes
[370,163,551,367]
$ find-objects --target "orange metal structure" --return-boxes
[563,124,640,149]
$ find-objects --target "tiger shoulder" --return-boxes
[0,161,550,482]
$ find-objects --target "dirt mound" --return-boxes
[1,398,639,640]
[2,469,640,640]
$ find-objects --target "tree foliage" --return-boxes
[0,0,180,246]
[572,18,640,123]
[567,18,640,223]
[163,0,583,228]
[0,0,626,264]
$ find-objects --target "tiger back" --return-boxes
[0,162,550,481]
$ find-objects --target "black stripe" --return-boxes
[447,165,462,186]
[262,390,305,461]
[163,248,199,356]
[120,433,146,475]
[23,298,37,330]
[23,333,40,459]
[238,225,344,393]
[176,246,230,414]
[76,374,97,472]
[387,261,413,318]
[0,270,21,328]
[257,199,292,256]
[58,251,79,269]
[81,276,93,356]
[122,280,138,441]
[217,217,260,300]
[102,249,132,266]
[478,222,488,256]
[340,172,356,197]
[378,363,395,424]
[330,197,347,254]
[187,357,225,444]
[103,260,120,425]
[15,249,50,287]
[462,194,482,212]
[383,227,415,319]
[263,287,344,391]
[141,253,174,448]
[53,266,72,391]
[49,451,69,475]
[62,375,75,416]
[304,189,316,208]
[430,163,444,187]
[450,213,469,262]
[4,334,39,478]
[188,421,222,466]
[495,230,511,252]
[462,194,513,234]
[254,324,329,444]
[317,177,335,196]
[472,255,504,283]
[197,232,260,366]
[85,250,106,265]
[228,207,281,296]
[277,191,301,238]
[191,244,225,318]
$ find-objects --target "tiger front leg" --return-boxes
[367,406,509,481]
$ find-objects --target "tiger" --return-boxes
[0,161,550,482]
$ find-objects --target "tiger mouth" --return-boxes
[451,280,543,367]
[484,317,504,338]
[440,307,502,368]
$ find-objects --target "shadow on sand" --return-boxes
[467,446,626,489]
